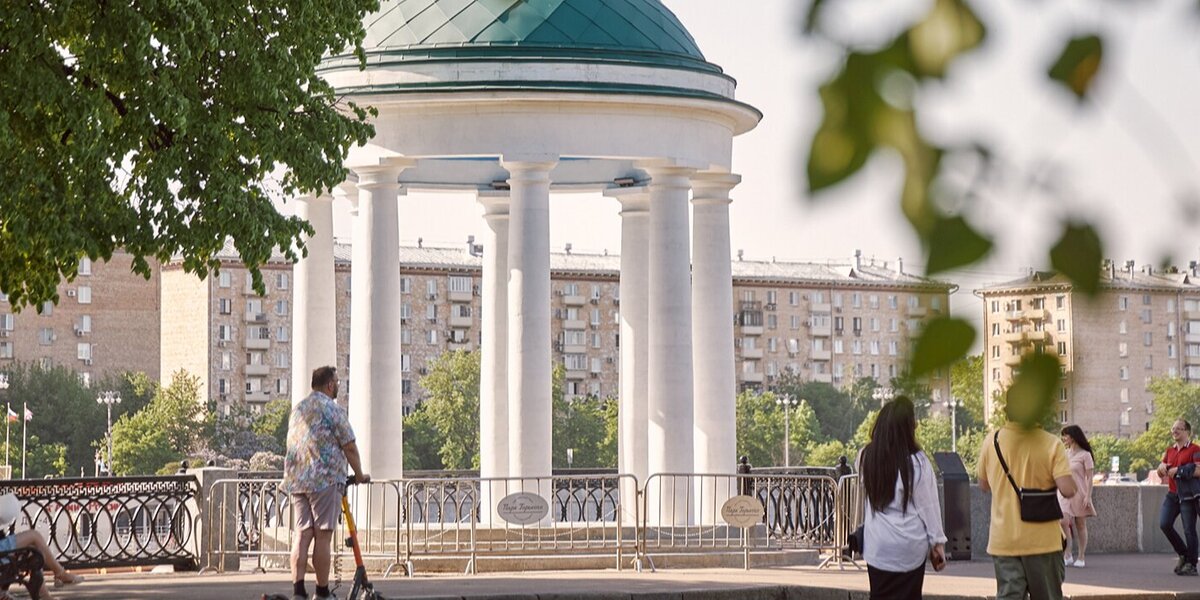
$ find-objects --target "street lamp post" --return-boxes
[97,391,122,474]
[0,373,8,469]
[947,396,962,454]
[776,394,800,468]
[871,387,894,406]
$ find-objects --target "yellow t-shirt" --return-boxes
[977,423,1072,556]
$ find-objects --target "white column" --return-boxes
[645,165,696,526]
[607,189,650,480]
[608,186,650,525]
[478,191,510,526]
[291,191,338,406]
[691,173,740,521]
[502,157,558,480]
[348,162,409,481]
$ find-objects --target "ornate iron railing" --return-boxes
[0,476,199,570]
[752,475,838,548]
[402,475,623,523]
[234,472,288,551]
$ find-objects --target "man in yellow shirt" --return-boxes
[978,405,1077,600]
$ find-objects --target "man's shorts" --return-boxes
[292,485,342,531]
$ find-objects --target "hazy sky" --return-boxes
[305,0,1200,333]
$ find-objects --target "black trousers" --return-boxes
[867,563,926,600]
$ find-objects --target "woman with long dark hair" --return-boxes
[1059,424,1097,567]
[859,396,947,599]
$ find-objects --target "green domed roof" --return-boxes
[357,0,719,73]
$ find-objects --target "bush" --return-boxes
[249,451,284,472]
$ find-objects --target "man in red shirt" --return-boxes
[1157,419,1200,576]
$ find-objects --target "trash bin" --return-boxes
[932,451,972,561]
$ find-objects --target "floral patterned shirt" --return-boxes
[282,391,355,494]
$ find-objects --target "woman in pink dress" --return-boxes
[1059,425,1097,567]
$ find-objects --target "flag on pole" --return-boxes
[5,407,16,423]
[23,407,31,422]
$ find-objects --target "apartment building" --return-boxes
[0,252,160,384]
[162,243,954,415]
[977,261,1200,437]
[730,254,955,400]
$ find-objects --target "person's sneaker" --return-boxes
[1176,555,1188,574]
[1179,563,1198,576]
[1072,559,1085,568]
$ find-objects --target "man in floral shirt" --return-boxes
[283,366,369,600]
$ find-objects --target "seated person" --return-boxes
[0,494,83,600]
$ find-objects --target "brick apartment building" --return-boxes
[977,261,1200,437]
[161,242,955,415]
[0,252,160,385]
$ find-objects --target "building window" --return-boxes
[564,354,588,371]
[218,325,231,341]
[766,291,777,305]
[78,257,92,276]
[1119,320,1127,335]
[1119,366,1129,380]
[1056,295,1064,309]
[219,271,231,288]
[0,314,12,331]
[870,317,879,332]
[1118,296,1129,311]
[400,277,411,294]
[869,340,880,355]
[39,328,54,345]
[1059,388,1068,402]
[742,290,755,302]
[41,301,52,316]
[276,326,289,342]
[852,317,862,332]
[1057,341,1067,356]
[1141,309,1153,324]
[401,329,411,345]
[767,314,777,329]
[1169,344,1177,358]
[1144,294,1153,305]
[591,332,601,349]
[851,293,862,308]
[402,380,412,395]
[0,342,12,359]
[1144,332,1153,346]
[868,295,879,309]
[427,330,437,345]
[277,273,289,290]
[991,300,999,313]
[221,352,231,371]
[789,291,800,306]
[449,275,471,294]
[275,353,288,368]
[275,300,288,315]
[1118,342,1128,357]
[992,323,1000,336]
[889,340,898,356]
[590,309,601,326]
[401,355,411,372]
[426,279,438,297]
[77,286,92,304]
[77,343,92,361]
[791,315,801,330]
[219,298,232,315]
[888,295,898,309]
[76,315,91,334]
[769,338,779,352]
[812,291,826,304]
[890,318,899,332]
[832,339,842,354]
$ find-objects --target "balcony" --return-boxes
[245,337,270,350]
[1024,330,1049,343]
[1187,333,1200,344]
[811,348,831,360]
[245,391,270,403]
[245,364,270,376]
[1005,310,1024,321]
[811,323,832,337]
[907,305,927,317]
[1184,310,1200,321]
[563,344,587,354]
[739,371,764,383]
[563,295,587,306]
[244,312,268,323]
[563,319,586,330]
[1004,354,1023,367]
[565,370,588,380]
[1003,331,1025,344]
[811,302,832,313]
[813,373,833,384]
[448,339,473,351]
[1186,354,1200,366]
[741,325,763,335]
[448,290,472,303]
[449,315,473,328]
[741,347,763,359]
[1025,308,1049,321]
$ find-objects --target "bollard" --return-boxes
[932,452,972,560]
[736,456,753,496]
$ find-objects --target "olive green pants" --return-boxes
[992,551,1065,600]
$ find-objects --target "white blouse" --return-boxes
[862,451,948,572]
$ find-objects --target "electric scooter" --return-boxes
[263,476,384,600]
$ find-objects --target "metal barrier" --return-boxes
[0,476,198,570]
[402,474,639,574]
[819,474,863,570]
[204,478,403,576]
[640,473,839,571]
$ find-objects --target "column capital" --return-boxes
[640,162,698,191]
[351,157,415,189]
[691,172,741,206]
[477,190,511,218]
[500,156,559,184]
[606,186,651,215]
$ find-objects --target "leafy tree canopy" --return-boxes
[111,369,205,474]
[0,0,378,308]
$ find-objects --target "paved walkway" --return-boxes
[38,554,1200,599]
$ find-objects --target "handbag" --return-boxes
[993,431,1063,522]
[848,524,865,555]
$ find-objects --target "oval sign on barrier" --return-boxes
[720,495,765,528]
[497,491,550,525]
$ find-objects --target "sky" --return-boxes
[298,0,1200,338]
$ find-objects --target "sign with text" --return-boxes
[720,495,764,528]
[496,491,550,526]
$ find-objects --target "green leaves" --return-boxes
[909,0,987,79]
[910,317,976,378]
[1050,222,1104,296]
[1048,34,1104,101]
[926,215,994,275]
[0,0,377,308]
[1005,353,1061,429]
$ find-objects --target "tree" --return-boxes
[805,439,854,469]
[776,374,869,444]
[735,389,821,468]
[252,398,290,452]
[401,407,442,471]
[949,354,986,434]
[418,351,481,470]
[916,416,953,455]
[0,0,378,308]
[554,396,614,469]
[0,362,111,474]
[110,370,206,474]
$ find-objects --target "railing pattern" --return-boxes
[0,476,198,570]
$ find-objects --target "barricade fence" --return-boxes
[198,470,856,575]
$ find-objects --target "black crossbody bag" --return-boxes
[993,431,1063,522]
